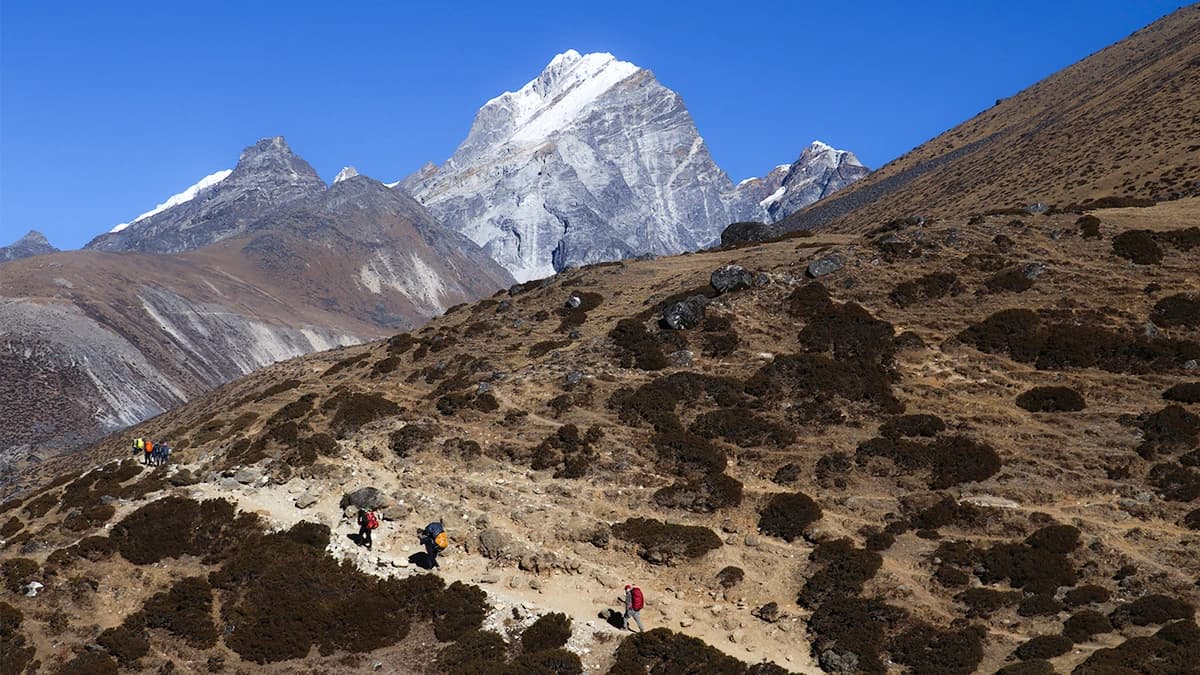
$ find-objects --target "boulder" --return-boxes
[661,295,708,330]
[669,350,694,367]
[340,487,383,510]
[566,294,583,309]
[295,493,319,509]
[710,265,753,294]
[752,602,781,623]
[1022,262,1048,279]
[233,468,258,485]
[806,256,842,278]
[478,528,514,559]
[819,649,860,675]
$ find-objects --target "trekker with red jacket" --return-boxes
[624,584,645,632]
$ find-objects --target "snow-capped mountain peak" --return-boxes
[110,169,232,233]
[334,166,360,184]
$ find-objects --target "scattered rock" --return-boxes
[753,272,771,288]
[476,381,492,395]
[294,493,318,509]
[218,478,241,491]
[566,294,583,309]
[1022,262,1048,279]
[669,350,694,367]
[340,487,383,510]
[478,529,514,559]
[661,296,708,330]
[381,504,409,521]
[806,256,842,278]
[233,468,258,485]
[711,265,754,294]
[564,371,583,388]
[479,574,501,584]
[819,649,860,674]
[744,534,761,548]
[752,602,782,623]
[21,581,44,597]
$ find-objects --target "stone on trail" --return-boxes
[806,255,843,278]
[233,468,258,485]
[710,264,753,293]
[661,295,708,330]
[295,493,318,509]
[478,528,514,559]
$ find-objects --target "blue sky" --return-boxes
[0,1,1183,249]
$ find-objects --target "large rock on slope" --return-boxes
[86,136,327,253]
[0,230,59,263]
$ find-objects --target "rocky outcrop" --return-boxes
[86,136,327,253]
[0,230,58,263]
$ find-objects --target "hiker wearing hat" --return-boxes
[624,584,645,632]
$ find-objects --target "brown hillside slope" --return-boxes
[753,5,1200,239]
[2,198,1198,673]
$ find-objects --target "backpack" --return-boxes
[145,440,154,453]
[630,587,644,611]
[365,512,379,529]
[426,522,448,550]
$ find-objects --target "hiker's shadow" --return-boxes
[408,551,435,570]
[346,533,369,548]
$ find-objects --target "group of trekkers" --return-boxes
[130,437,171,466]
[352,505,646,631]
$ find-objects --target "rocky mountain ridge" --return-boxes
[401,50,865,281]
[0,230,59,263]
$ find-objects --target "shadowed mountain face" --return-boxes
[729,4,1200,242]
[1,171,511,475]
[0,230,58,263]
[85,137,328,253]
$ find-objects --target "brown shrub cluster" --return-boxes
[323,391,402,437]
[1077,214,1101,238]
[807,595,906,673]
[653,472,743,513]
[128,576,218,648]
[716,566,744,589]
[1152,294,1200,328]
[321,352,372,378]
[1137,405,1199,458]
[959,309,1200,373]
[1148,461,1200,501]
[1,600,35,672]
[983,267,1036,294]
[1075,620,1199,672]
[1113,229,1164,264]
[528,339,571,358]
[1163,382,1200,403]
[611,517,722,565]
[555,291,603,331]
[435,630,508,673]
[798,539,882,608]
[890,272,962,308]
[746,353,901,415]
[1063,609,1114,643]
[390,424,435,457]
[856,434,1002,489]
[97,625,149,667]
[1110,594,1195,627]
[880,414,946,438]
[1015,634,1073,660]
[689,408,795,447]
[1016,385,1086,412]
[529,424,603,479]
[1,558,38,593]
[757,492,822,542]
[111,496,261,565]
[521,612,572,653]
[609,319,668,370]
[609,628,751,673]
[890,623,985,674]
[956,588,1022,617]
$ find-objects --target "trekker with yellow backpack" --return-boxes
[418,520,448,569]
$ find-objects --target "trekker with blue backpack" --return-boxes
[418,520,448,569]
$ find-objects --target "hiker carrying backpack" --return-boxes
[419,521,447,569]
[143,440,154,465]
[624,585,645,632]
[357,508,378,550]
[132,437,144,455]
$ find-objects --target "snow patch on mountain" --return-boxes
[334,166,360,184]
[111,169,232,233]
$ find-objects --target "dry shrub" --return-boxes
[58,651,118,674]
[435,630,508,674]
[1016,386,1086,412]
[1152,294,1200,328]
[321,352,371,378]
[1077,214,1102,238]
[1064,610,1114,643]
[529,340,571,358]
[434,581,489,641]
[807,595,906,674]
[909,496,983,531]
[1,601,36,673]
[1065,584,1111,607]
[508,648,583,674]
[798,539,882,608]
[649,430,726,476]
[716,566,744,589]
[653,472,743,513]
[609,319,668,370]
[890,623,985,675]
[387,333,418,355]
[1157,226,1200,250]
[1164,382,1200,403]
[701,331,740,358]
[1110,594,1195,627]
[556,291,603,331]
[529,424,603,479]
[521,612,572,653]
[1149,461,1200,501]
[22,492,55,518]
[129,576,217,648]
[252,378,302,402]
[977,541,1077,594]
[880,414,946,438]
[0,518,21,538]
[983,268,1036,294]
[1075,619,1200,673]
[745,353,901,415]
[757,492,822,542]
[773,462,802,485]
[371,356,403,376]
[324,391,401,437]
[267,394,317,426]
[1018,595,1064,617]
[611,518,721,565]
[890,272,962,308]
[111,497,261,565]
[390,424,435,457]
[956,588,1022,617]
[959,309,1200,373]
[1184,508,1200,530]
[609,628,749,674]
[689,409,795,447]
[856,435,1001,489]
[1,558,38,593]
[1015,634,1073,660]
[1112,230,1164,264]
[62,503,116,532]
[797,299,896,362]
